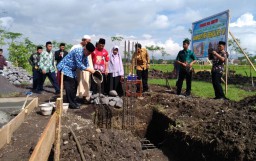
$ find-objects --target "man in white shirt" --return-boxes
[71,35,93,101]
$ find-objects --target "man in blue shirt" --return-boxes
[176,39,197,96]
[57,42,95,109]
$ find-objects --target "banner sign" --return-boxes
[192,10,230,58]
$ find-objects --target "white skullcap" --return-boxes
[83,35,91,40]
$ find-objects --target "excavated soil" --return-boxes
[0,84,255,161]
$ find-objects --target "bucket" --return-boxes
[40,103,53,116]
[92,70,103,84]
[63,103,69,113]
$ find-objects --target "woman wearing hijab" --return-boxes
[108,46,124,96]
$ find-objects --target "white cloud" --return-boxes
[230,13,256,27]
[151,15,170,29]
[0,17,14,29]
[142,34,152,39]
[230,12,256,56]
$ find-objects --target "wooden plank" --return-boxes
[25,97,38,115]
[8,110,26,143]
[0,97,38,148]
[54,98,62,161]
[29,113,57,161]
[8,97,38,143]
[0,124,9,149]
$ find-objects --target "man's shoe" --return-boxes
[69,104,80,109]
[35,90,42,94]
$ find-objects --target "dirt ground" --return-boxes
[0,84,255,161]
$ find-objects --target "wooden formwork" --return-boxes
[29,98,62,161]
[0,97,38,150]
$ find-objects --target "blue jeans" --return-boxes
[37,71,60,92]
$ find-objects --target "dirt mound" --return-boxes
[0,75,24,97]
[60,113,150,161]
[142,92,256,161]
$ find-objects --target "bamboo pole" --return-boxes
[229,31,256,72]
[54,98,62,161]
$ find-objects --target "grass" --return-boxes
[150,64,256,77]
[148,78,255,101]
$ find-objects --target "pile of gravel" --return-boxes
[2,64,32,85]
[90,91,123,108]
[0,75,24,97]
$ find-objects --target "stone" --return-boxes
[13,80,21,85]
[109,90,118,97]
[101,97,109,105]
[115,98,123,108]
[109,100,116,107]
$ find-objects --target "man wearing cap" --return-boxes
[71,35,93,101]
[176,38,197,96]
[38,41,60,94]
[29,46,43,90]
[91,38,110,95]
[55,43,68,86]
[209,41,228,100]
[57,42,95,109]
[0,49,7,76]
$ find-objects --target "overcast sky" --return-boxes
[0,0,256,59]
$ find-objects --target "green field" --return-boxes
[149,79,255,101]
[150,64,256,77]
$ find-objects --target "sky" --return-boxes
[0,0,256,59]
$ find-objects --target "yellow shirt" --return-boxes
[130,48,150,73]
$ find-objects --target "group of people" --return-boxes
[1,36,228,110]
[28,35,151,109]
[175,39,228,100]
[56,36,151,109]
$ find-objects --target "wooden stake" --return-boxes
[60,72,64,99]
[229,31,256,72]
[54,98,62,161]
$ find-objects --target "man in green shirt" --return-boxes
[38,41,60,94]
[176,39,197,96]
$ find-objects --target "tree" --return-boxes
[145,45,164,64]
[161,50,170,60]
[4,32,22,43]
[111,36,124,45]
[8,41,30,70]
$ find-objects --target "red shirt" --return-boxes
[91,48,109,73]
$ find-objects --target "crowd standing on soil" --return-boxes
[4,35,229,109]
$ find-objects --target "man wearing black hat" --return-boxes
[91,38,110,94]
[176,38,197,96]
[29,46,43,90]
[57,42,96,109]
[0,49,7,75]
[55,43,68,86]
[209,41,228,100]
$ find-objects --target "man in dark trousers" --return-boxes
[55,43,68,86]
[29,46,43,90]
[131,43,150,92]
[209,41,228,100]
[57,42,95,109]
[38,41,60,94]
[0,49,7,75]
[176,39,197,96]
